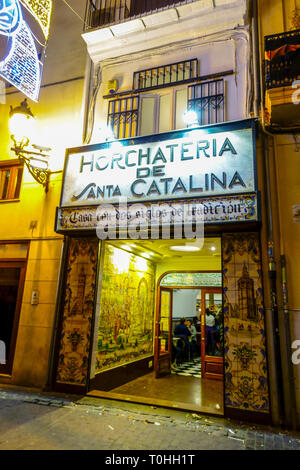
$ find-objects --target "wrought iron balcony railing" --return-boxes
[265,28,300,90]
[84,0,199,31]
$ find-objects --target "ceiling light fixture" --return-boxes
[170,245,200,252]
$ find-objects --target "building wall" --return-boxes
[81,0,251,144]
[258,0,300,427]
[91,36,249,142]
[11,239,63,388]
[0,0,87,389]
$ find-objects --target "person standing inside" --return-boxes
[205,308,216,355]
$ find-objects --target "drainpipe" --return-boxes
[82,55,94,145]
[261,134,285,426]
[281,255,298,430]
[253,0,286,425]
[251,0,260,118]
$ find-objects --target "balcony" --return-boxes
[82,0,249,63]
[264,29,300,128]
[84,0,199,31]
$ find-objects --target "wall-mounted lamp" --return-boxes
[9,99,51,193]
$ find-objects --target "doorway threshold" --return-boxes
[87,390,224,416]
[87,389,223,416]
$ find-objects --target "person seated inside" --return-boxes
[173,317,194,363]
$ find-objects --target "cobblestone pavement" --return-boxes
[0,386,299,451]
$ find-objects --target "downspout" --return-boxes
[251,1,260,118]
[253,0,286,425]
[82,55,95,145]
[256,0,298,430]
[261,132,285,426]
[281,254,298,429]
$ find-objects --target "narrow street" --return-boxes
[0,386,299,452]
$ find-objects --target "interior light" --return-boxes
[210,246,216,251]
[170,245,200,252]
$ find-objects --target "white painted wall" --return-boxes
[172,289,201,319]
[82,0,251,143]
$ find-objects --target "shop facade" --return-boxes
[51,118,271,423]
[0,0,298,429]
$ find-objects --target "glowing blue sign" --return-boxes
[0,0,52,101]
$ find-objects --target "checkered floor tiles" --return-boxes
[171,357,202,377]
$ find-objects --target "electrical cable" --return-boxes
[60,0,88,26]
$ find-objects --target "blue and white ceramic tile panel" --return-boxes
[56,238,98,387]
[223,233,270,415]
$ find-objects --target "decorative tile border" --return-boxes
[56,193,259,233]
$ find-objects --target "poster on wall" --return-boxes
[0,0,52,101]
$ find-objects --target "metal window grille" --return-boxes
[87,0,131,29]
[265,28,300,89]
[133,59,198,90]
[85,1,197,30]
[187,79,225,125]
[107,95,140,139]
[0,162,23,201]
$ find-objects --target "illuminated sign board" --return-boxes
[0,0,52,101]
[60,120,257,207]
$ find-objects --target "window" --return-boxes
[188,79,225,126]
[0,161,23,201]
[107,96,139,139]
[107,76,226,139]
[138,86,188,135]
[133,59,198,90]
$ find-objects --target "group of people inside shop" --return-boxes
[171,316,200,367]
[171,307,223,367]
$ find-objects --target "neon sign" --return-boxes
[0,0,52,101]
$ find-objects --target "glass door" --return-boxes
[201,288,223,379]
[154,288,172,378]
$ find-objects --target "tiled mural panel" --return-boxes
[95,244,155,374]
[56,238,98,386]
[223,233,269,414]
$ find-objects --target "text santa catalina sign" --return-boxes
[60,119,257,207]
